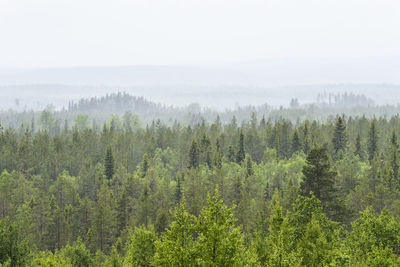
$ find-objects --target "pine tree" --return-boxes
[104,146,114,180]
[368,120,378,161]
[236,131,245,164]
[332,116,346,154]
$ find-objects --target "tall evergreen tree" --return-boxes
[200,134,212,168]
[245,154,254,177]
[141,153,150,178]
[213,137,223,169]
[188,139,199,169]
[300,147,345,221]
[389,147,399,182]
[236,131,245,164]
[355,133,363,160]
[116,189,128,234]
[391,129,398,149]
[368,120,378,161]
[332,116,346,154]
[104,145,115,180]
[227,145,235,162]
[291,129,302,154]
[303,123,311,154]
[174,175,183,204]
[278,122,291,159]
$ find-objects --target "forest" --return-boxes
[1,94,400,266]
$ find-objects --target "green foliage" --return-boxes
[104,146,115,180]
[290,129,302,155]
[368,120,378,161]
[196,188,248,266]
[333,116,347,154]
[154,201,197,266]
[348,207,400,264]
[236,131,246,164]
[1,108,400,265]
[74,114,89,131]
[300,147,347,221]
[188,139,199,169]
[0,218,29,266]
[124,225,156,267]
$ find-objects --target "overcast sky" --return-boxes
[1,0,399,69]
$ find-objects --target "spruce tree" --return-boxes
[236,131,245,164]
[291,129,302,154]
[264,182,271,202]
[200,134,212,168]
[300,147,345,221]
[141,153,150,178]
[227,145,235,162]
[389,147,399,182]
[368,120,378,161]
[188,139,199,169]
[245,154,253,177]
[104,145,114,180]
[355,133,363,160]
[332,116,346,154]
[301,147,335,201]
[174,176,183,204]
[303,123,310,154]
[213,137,223,169]
[116,188,128,234]
[391,129,398,149]
[279,121,291,159]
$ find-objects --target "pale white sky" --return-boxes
[0,0,399,68]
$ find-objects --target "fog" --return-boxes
[1,0,400,110]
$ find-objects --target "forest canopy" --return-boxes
[0,93,400,266]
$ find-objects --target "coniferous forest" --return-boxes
[1,94,400,266]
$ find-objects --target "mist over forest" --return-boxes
[3,0,400,266]
[1,59,400,111]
